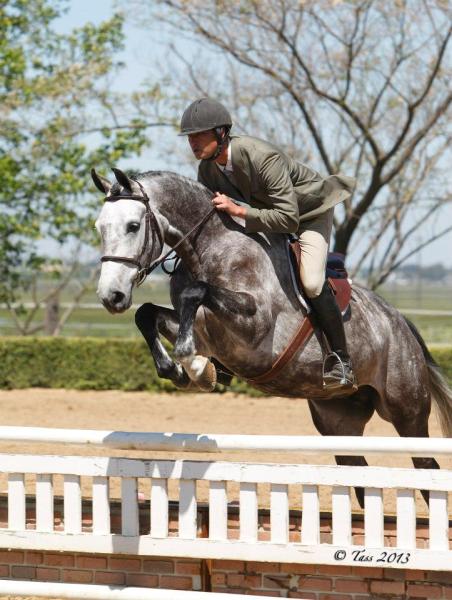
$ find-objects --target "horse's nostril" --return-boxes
[112,291,125,305]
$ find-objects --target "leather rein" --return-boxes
[100,179,215,286]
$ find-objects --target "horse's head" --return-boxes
[92,168,163,314]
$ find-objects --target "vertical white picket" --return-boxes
[429,490,449,550]
[36,474,54,533]
[8,473,26,531]
[270,484,289,544]
[92,476,110,535]
[121,477,139,536]
[240,482,258,542]
[209,481,228,541]
[179,479,197,539]
[332,486,352,546]
[302,484,320,545]
[396,489,416,549]
[364,487,384,547]
[151,478,168,538]
[64,474,82,534]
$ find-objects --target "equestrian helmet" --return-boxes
[179,98,232,136]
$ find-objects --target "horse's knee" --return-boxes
[180,281,209,304]
[135,303,156,329]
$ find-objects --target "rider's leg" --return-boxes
[298,209,355,390]
[310,282,355,388]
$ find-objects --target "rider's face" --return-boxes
[188,130,217,160]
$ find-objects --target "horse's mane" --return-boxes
[110,170,212,206]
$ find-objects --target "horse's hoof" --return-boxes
[174,357,217,392]
[195,359,217,392]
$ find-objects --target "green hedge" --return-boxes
[0,337,451,392]
[0,337,169,391]
[0,337,258,394]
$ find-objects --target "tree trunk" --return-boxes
[44,293,60,336]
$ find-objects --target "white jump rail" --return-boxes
[0,428,450,575]
[0,579,284,599]
[0,426,452,455]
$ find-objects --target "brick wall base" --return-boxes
[0,550,451,599]
[0,496,450,598]
[208,560,452,599]
[0,550,204,591]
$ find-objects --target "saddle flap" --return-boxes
[328,277,352,314]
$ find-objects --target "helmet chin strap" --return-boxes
[206,127,230,161]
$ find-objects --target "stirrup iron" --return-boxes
[322,351,355,388]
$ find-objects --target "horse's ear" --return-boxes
[112,168,135,192]
[91,168,112,194]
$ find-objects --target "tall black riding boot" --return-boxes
[310,281,356,391]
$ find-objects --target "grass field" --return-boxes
[1,278,451,344]
[377,282,452,345]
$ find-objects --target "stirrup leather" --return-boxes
[322,351,355,388]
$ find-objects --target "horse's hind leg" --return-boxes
[381,318,441,504]
[135,303,190,389]
[308,386,377,508]
[389,403,439,505]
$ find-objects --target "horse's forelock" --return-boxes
[110,182,122,196]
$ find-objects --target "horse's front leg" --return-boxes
[173,280,257,388]
[135,303,191,389]
[173,282,217,391]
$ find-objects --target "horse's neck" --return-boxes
[150,175,223,278]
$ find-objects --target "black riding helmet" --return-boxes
[179,98,232,161]
[179,98,232,136]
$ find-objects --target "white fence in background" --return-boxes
[0,428,450,573]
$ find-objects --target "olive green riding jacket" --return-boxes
[197,135,355,235]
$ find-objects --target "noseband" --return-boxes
[100,179,216,286]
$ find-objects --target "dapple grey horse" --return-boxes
[93,168,452,504]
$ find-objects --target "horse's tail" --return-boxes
[404,316,452,438]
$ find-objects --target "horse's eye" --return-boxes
[127,222,140,234]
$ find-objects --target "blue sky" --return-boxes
[56,0,451,268]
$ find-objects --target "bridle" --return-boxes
[100,179,215,287]
[100,179,165,287]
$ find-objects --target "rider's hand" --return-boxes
[212,193,247,218]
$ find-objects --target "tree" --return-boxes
[133,0,451,287]
[0,0,168,332]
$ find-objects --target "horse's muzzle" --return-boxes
[100,290,132,314]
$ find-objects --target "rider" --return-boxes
[179,97,356,391]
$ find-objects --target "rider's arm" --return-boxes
[245,151,299,234]
[198,163,247,218]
